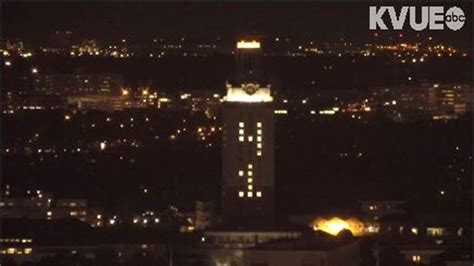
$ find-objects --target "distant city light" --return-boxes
[319,110,336,115]
[237,41,261,49]
[274,110,288,115]
[21,52,33,58]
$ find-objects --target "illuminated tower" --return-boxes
[221,40,274,226]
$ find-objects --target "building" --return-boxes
[204,233,361,266]
[195,201,215,230]
[371,84,472,122]
[359,200,406,221]
[0,193,52,219]
[66,95,129,112]
[33,73,123,96]
[221,40,275,226]
[0,192,103,227]
[428,84,472,119]
[203,230,302,249]
[0,218,168,264]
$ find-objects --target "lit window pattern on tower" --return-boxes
[256,122,263,156]
[237,122,263,198]
[238,122,245,142]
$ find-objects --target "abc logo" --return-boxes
[445,6,465,31]
[369,6,466,31]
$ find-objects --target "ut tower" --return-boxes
[221,40,275,226]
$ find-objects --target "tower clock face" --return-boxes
[243,84,258,95]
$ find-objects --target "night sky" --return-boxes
[3,2,472,48]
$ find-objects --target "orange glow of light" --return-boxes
[311,217,365,236]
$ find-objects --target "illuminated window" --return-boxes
[257,143,262,149]
[256,191,262,197]
[427,227,445,236]
[257,150,262,156]
[366,225,380,233]
[239,136,244,142]
[247,171,253,176]
[247,191,253,197]
[239,129,244,135]
[239,122,244,128]
[248,178,253,183]
[248,185,253,190]
[257,129,262,135]
[412,255,421,262]
[47,211,52,216]
[238,191,244,197]
[238,170,244,177]
[70,211,78,216]
[248,136,253,142]
[248,164,253,169]
[257,122,262,128]
[24,248,32,255]
[411,227,418,235]
[257,136,262,142]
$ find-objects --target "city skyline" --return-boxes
[1,2,472,266]
[3,3,473,49]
